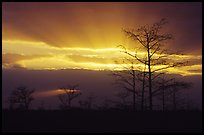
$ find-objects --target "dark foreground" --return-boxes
[2,110,202,133]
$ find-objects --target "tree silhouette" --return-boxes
[152,73,174,111]
[58,84,81,109]
[111,58,137,110]
[170,79,192,110]
[78,92,97,110]
[111,58,149,111]
[152,74,193,110]
[135,63,148,111]
[8,86,35,110]
[120,18,188,110]
[37,101,45,110]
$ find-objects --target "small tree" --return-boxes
[37,101,45,110]
[111,58,137,110]
[58,84,81,109]
[153,75,192,110]
[111,56,149,111]
[78,92,96,110]
[151,73,173,111]
[8,86,35,110]
[170,79,192,110]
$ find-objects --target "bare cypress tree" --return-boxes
[136,63,148,111]
[111,57,149,111]
[8,86,35,110]
[170,79,192,110]
[111,58,138,110]
[120,18,187,110]
[78,92,96,110]
[152,74,175,111]
[58,84,81,109]
[153,75,192,110]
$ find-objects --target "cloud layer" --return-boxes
[3,2,202,54]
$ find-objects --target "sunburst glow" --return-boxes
[2,39,202,76]
[2,3,202,76]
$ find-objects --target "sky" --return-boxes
[2,2,202,109]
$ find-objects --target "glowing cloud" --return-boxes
[2,3,202,76]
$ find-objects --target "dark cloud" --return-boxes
[187,58,202,66]
[2,53,49,64]
[187,69,202,73]
[2,53,51,69]
[159,3,202,54]
[2,2,202,54]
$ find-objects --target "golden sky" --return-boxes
[2,2,202,76]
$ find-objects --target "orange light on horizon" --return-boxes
[58,89,81,93]
[33,89,81,98]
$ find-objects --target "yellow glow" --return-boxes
[34,89,81,97]
[2,40,202,76]
[3,3,202,77]
[63,90,81,93]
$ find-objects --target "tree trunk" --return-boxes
[147,45,152,110]
[141,71,145,111]
[68,99,71,108]
[133,70,136,111]
[162,83,165,111]
[173,89,177,110]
